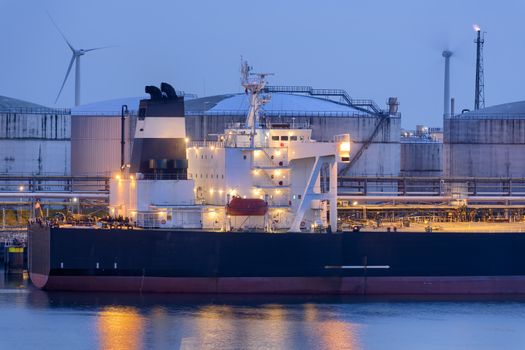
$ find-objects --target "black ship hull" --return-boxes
[28,225,525,295]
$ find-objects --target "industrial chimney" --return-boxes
[442,50,452,118]
[473,24,485,110]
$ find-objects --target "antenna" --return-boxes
[473,24,485,110]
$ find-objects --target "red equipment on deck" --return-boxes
[226,196,268,216]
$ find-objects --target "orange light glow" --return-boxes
[318,320,361,350]
[339,142,351,152]
[97,306,144,350]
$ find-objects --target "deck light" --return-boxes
[340,142,351,152]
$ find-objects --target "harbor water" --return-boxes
[1,274,525,349]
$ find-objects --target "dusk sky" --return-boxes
[1,0,524,127]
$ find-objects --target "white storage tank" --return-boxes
[71,97,141,177]
[185,92,401,177]
[444,101,525,178]
[0,95,70,176]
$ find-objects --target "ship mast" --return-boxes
[240,59,272,148]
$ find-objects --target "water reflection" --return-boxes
[194,305,235,349]
[303,303,361,350]
[318,320,361,350]
[97,306,144,350]
[11,286,525,350]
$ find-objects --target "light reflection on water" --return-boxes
[97,306,144,350]
[2,279,525,350]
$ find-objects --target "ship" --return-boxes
[27,62,525,295]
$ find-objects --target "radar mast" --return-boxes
[240,58,273,147]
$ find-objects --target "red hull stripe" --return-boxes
[30,274,525,295]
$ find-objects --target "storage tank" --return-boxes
[401,141,442,177]
[71,97,140,177]
[444,101,525,178]
[0,95,70,176]
[185,92,401,177]
[73,91,400,178]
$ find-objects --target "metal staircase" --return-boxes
[262,85,392,177]
[264,85,382,115]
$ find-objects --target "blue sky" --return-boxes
[1,0,524,127]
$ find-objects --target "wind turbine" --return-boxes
[49,15,110,106]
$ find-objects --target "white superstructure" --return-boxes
[109,62,350,232]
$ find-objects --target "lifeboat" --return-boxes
[226,196,268,216]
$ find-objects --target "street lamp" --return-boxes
[72,197,79,215]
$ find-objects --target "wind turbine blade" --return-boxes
[83,45,116,52]
[55,55,76,104]
[47,11,75,52]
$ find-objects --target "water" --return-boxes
[2,276,525,349]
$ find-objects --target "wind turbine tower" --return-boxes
[50,16,109,106]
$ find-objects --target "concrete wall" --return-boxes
[444,117,525,177]
[401,141,442,177]
[0,111,70,175]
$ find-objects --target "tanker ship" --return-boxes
[28,63,525,295]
